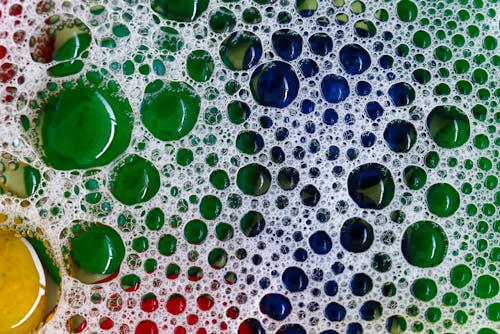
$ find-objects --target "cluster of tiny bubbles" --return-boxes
[0,0,498,333]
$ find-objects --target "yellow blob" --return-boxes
[0,231,48,334]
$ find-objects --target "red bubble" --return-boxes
[141,293,159,312]
[0,63,16,83]
[0,45,7,59]
[174,326,186,334]
[186,314,198,325]
[100,317,114,330]
[226,306,239,319]
[197,294,214,311]
[196,328,207,334]
[135,320,159,334]
[166,294,187,315]
[9,4,22,16]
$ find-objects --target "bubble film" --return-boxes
[0,0,498,333]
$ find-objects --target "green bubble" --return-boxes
[70,222,125,276]
[426,183,460,217]
[242,7,262,24]
[151,0,209,22]
[215,222,233,241]
[146,207,165,231]
[374,8,389,21]
[183,219,208,244]
[141,80,200,141]
[158,234,177,256]
[397,0,418,22]
[210,169,230,190]
[412,30,431,48]
[227,100,251,124]
[450,264,472,288]
[236,131,264,155]
[132,236,149,253]
[354,19,377,38]
[209,7,236,33]
[186,50,214,82]
[199,195,222,220]
[454,310,468,324]
[403,165,427,190]
[412,68,431,84]
[240,210,265,237]
[442,292,458,306]
[434,45,453,62]
[402,220,448,268]
[40,80,133,170]
[475,275,499,299]
[155,26,183,52]
[427,105,470,149]
[474,134,490,149]
[425,307,441,322]
[486,302,500,321]
[411,278,437,302]
[176,148,194,166]
[236,163,271,196]
[110,155,160,205]
[472,68,488,84]
[207,248,227,269]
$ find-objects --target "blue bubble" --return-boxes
[356,81,372,96]
[347,163,395,210]
[321,74,349,103]
[250,61,299,108]
[301,99,315,114]
[359,300,383,320]
[383,119,417,153]
[388,82,416,106]
[350,273,373,296]
[276,324,306,334]
[300,184,320,207]
[339,44,371,75]
[298,58,319,77]
[323,108,338,125]
[259,293,292,321]
[347,323,363,334]
[324,301,346,322]
[259,116,273,128]
[271,146,286,163]
[360,131,376,147]
[320,331,340,334]
[324,280,338,296]
[272,29,303,61]
[379,55,394,69]
[308,33,333,56]
[331,261,345,275]
[309,230,332,255]
[365,101,384,120]
[293,248,308,262]
[340,217,374,253]
[326,145,340,160]
[282,266,309,292]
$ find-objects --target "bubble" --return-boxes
[209,7,236,33]
[324,302,346,322]
[282,266,309,292]
[383,120,417,153]
[240,211,265,237]
[321,74,350,103]
[186,50,214,82]
[308,33,333,56]
[426,183,460,217]
[340,217,374,253]
[338,44,371,75]
[396,0,418,22]
[350,273,373,296]
[475,275,499,299]
[272,29,303,61]
[109,155,160,205]
[427,105,470,149]
[403,165,427,190]
[308,230,332,255]
[236,163,272,196]
[401,220,448,268]
[388,82,416,107]
[347,163,395,210]
[250,61,299,108]
[259,293,292,321]
[150,0,209,22]
[141,80,201,141]
[220,31,262,71]
[236,131,265,155]
[184,220,208,244]
[411,278,437,302]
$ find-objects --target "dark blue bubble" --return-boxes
[259,116,273,128]
[293,248,308,262]
[240,211,266,237]
[323,108,338,125]
[282,266,309,292]
[324,302,346,322]
[309,139,320,153]
[321,74,349,103]
[347,323,363,334]
[293,146,305,160]
[308,33,333,56]
[360,132,376,147]
[272,29,303,61]
[340,217,374,253]
[331,261,345,275]
[304,121,315,133]
[365,101,384,120]
[259,293,292,321]
[347,163,395,209]
[383,119,417,153]
[301,99,315,114]
[277,167,300,191]
[308,230,332,255]
[359,300,383,320]
[326,145,340,160]
[324,280,338,296]
[276,324,306,334]
[378,55,394,69]
[252,254,262,265]
[259,277,270,289]
[339,43,371,75]
[388,82,416,106]
[320,331,340,334]
[298,58,319,77]
[356,81,372,96]
[220,31,262,71]
[271,146,285,163]
[346,148,358,160]
[275,127,289,141]
[250,61,299,108]
[300,184,320,206]
[350,273,373,296]
[238,318,265,334]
